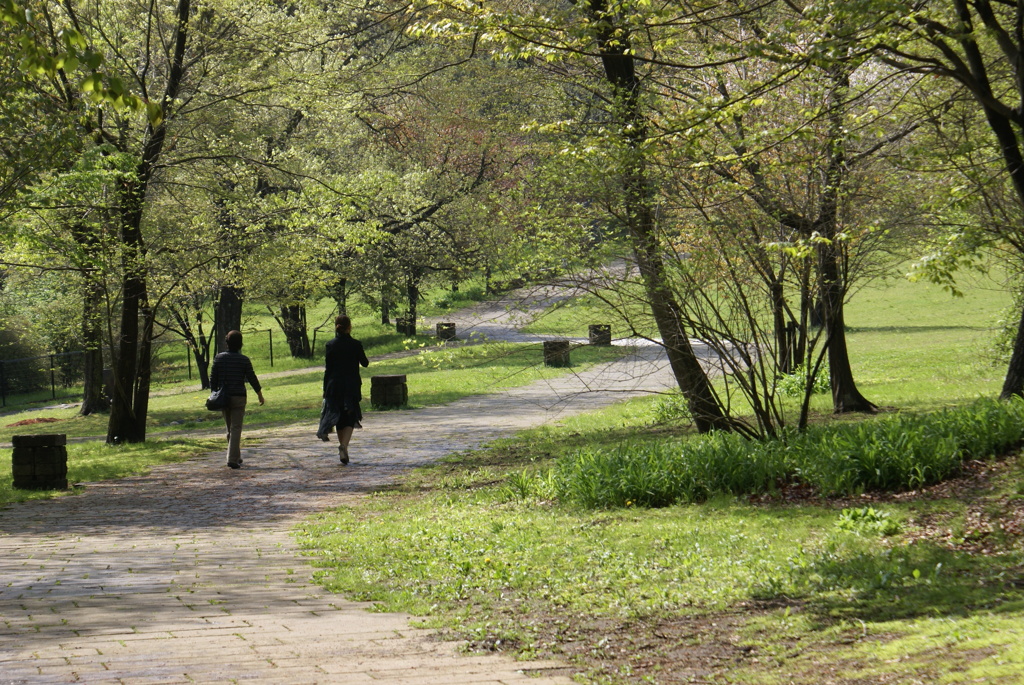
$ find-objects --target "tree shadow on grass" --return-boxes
[797,541,1024,624]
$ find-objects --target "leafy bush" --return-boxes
[548,398,1024,508]
[776,365,831,398]
[834,507,902,536]
[647,391,693,425]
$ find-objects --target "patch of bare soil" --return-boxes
[5,416,62,427]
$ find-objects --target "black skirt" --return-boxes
[318,395,362,434]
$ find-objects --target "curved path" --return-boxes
[0,335,681,681]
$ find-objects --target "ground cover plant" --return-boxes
[297,273,1024,684]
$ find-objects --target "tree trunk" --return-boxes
[976,105,1024,397]
[406,275,420,323]
[215,285,243,353]
[584,0,732,433]
[79,275,108,415]
[279,304,311,358]
[106,0,192,444]
[71,221,109,416]
[797,261,812,368]
[817,64,875,414]
[380,294,391,325]
[770,279,790,374]
[332,277,348,315]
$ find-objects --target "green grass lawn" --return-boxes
[843,269,1008,409]
[297,269,1024,684]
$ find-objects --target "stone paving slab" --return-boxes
[0,344,678,684]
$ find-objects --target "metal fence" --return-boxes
[0,329,286,410]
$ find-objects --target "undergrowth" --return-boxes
[508,397,1024,508]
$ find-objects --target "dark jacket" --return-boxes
[210,351,261,397]
[323,333,369,404]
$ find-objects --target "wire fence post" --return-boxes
[49,354,56,400]
[1,361,6,408]
[268,329,274,367]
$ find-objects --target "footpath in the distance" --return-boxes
[0,277,683,684]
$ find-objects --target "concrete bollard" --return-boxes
[12,434,68,490]
[436,322,457,341]
[543,340,571,367]
[370,374,408,408]
[588,324,612,346]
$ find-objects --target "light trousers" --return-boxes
[222,395,247,465]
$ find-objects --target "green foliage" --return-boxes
[549,398,1024,508]
[1,0,151,120]
[0,311,42,360]
[777,365,830,398]
[834,506,902,537]
[646,391,693,425]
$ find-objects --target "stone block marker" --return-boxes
[371,374,408,408]
[11,433,68,490]
[543,340,571,367]
[436,322,457,341]
[589,324,612,346]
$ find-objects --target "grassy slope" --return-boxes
[297,271,1024,684]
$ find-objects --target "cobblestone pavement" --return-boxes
[0,344,678,684]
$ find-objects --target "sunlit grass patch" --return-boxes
[0,437,221,507]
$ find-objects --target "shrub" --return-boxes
[647,391,692,425]
[777,365,830,398]
[548,398,1024,508]
[835,507,902,536]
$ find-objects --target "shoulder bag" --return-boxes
[206,387,229,411]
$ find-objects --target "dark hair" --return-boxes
[225,330,243,352]
[335,315,352,334]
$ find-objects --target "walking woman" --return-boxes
[317,315,369,464]
[210,330,265,469]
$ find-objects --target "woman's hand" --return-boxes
[257,391,266,405]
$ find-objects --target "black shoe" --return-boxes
[227,462,240,469]
[339,446,349,465]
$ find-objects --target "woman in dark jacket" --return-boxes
[317,315,369,464]
[210,330,265,469]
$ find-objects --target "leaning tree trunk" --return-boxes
[585,0,733,433]
[979,108,1024,398]
[817,64,876,414]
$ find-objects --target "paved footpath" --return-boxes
[0,344,677,684]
